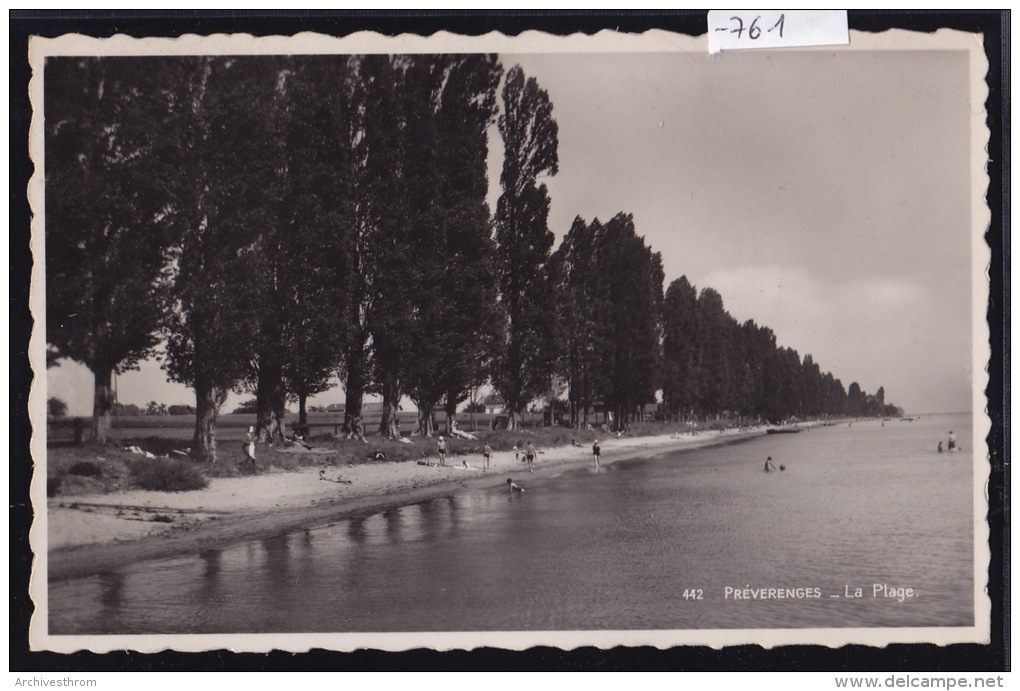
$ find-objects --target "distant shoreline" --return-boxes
[45,427,772,581]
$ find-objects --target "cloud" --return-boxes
[849,277,925,308]
[700,264,827,326]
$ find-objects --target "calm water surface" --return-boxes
[50,414,975,633]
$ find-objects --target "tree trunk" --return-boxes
[417,407,436,437]
[343,339,367,439]
[92,367,116,446]
[504,409,520,431]
[298,392,308,427]
[256,358,285,442]
[444,394,457,435]
[379,377,401,439]
[192,376,221,463]
[272,396,287,440]
[344,414,364,440]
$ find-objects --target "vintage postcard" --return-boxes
[28,26,992,654]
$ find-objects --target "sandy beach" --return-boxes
[45,427,767,580]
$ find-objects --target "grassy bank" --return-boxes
[45,419,719,499]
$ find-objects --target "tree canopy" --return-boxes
[44,55,900,454]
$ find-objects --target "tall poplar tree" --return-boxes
[45,57,183,445]
[492,65,559,430]
[360,55,416,439]
[278,57,358,428]
[242,57,296,442]
[592,213,663,427]
[552,214,662,428]
[550,217,609,428]
[397,55,503,436]
[336,55,382,440]
[661,276,702,422]
[162,57,262,462]
[218,57,353,442]
[694,288,738,416]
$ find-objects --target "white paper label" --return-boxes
[708,10,849,54]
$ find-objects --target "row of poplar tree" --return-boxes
[45,54,898,462]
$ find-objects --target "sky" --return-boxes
[45,37,981,416]
[500,47,977,415]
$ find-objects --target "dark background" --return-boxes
[9,9,1008,672]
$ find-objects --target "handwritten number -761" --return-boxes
[717,14,785,40]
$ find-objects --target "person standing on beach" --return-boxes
[243,426,257,468]
[763,456,776,472]
[482,442,492,469]
[525,441,536,473]
[437,436,447,466]
[947,431,957,451]
[592,439,601,473]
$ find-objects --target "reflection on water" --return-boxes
[50,414,976,634]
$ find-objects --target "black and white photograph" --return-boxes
[25,24,995,655]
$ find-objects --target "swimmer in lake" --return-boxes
[507,478,525,493]
[764,456,776,472]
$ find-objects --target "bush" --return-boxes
[232,398,258,414]
[67,461,103,478]
[130,458,209,492]
[145,401,169,416]
[48,397,68,418]
[47,476,62,497]
[112,402,142,416]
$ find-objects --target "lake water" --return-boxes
[49,414,977,634]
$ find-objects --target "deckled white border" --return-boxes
[27,27,992,654]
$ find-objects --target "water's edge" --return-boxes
[48,429,769,581]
